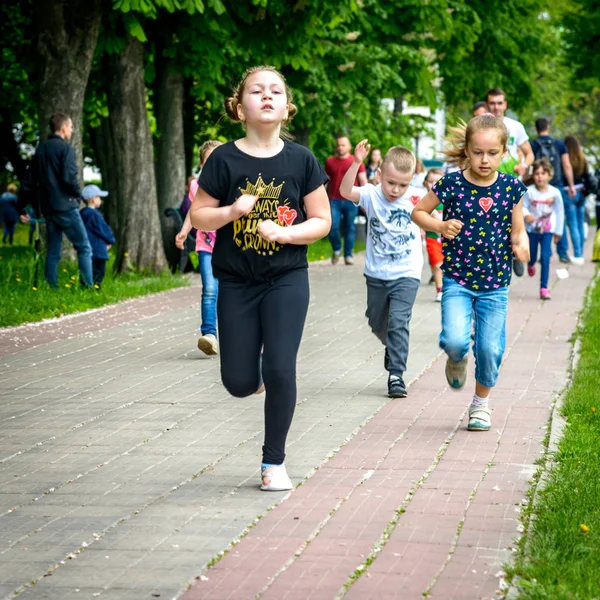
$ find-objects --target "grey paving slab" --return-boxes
[0,255,443,599]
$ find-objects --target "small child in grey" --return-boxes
[340,141,424,398]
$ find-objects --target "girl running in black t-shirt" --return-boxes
[190,66,331,491]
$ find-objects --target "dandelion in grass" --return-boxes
[94,284,100,289]
[65,284,71,288]
[124,252,129,257]
[32,287,37,291]
[580,524,590,533]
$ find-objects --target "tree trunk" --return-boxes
[393,96,404,116]
[106,35,166,273]
[183,77,196,177]
[90,115,119,233]
[155,43,186,247]
[33,0,101,175]
[294,126,310,148]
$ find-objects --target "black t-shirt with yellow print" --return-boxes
[198,140,329,282]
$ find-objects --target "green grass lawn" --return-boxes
[507,273,600,599]
[0,224,188,328]
[306,236,366,262]
[0,225,365,328]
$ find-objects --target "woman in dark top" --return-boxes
[190,66,331,491]
[564,135,591,264]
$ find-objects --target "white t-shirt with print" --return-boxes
[358,183,424,281]
[499,116,529,175]
[522,185,564,236]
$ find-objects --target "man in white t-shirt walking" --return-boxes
[486,88,534,276]
[486,88,534,179]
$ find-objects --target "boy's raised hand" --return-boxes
[440,218,463,240]
[354,139,370,164]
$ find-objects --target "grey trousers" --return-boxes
[365,276,420,376]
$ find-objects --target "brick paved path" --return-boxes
[0,251,594,600]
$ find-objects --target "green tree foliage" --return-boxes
[0,0,37,182]
[562,0,600,83]
[4,0,600,271]
[514,0,600,164]
[437,0,551,115]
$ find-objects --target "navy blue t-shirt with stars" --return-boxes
[432,170,527,291]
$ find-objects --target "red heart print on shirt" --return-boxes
[277,205,298,227]
[409,195,421,206]
[479,198,494,213]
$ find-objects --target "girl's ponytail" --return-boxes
[443,120,469,169]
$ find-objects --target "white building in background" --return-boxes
[381,99,446,163]
[402,103,446,163]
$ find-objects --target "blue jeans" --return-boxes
[3,222,16,244]
[329,199,359,257]
[199,251,218,336]
[528,231,552,289]
[45,209,93,288]
[556,190,585,258]
[440,277,508,388]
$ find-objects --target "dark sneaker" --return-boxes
[384,347,390,372]
[388,374,407,398]
[559,255,570,264]
[512,258,524,277]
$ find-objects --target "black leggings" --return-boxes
[217,268,309,465]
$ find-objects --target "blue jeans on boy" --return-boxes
[329,198,359,257]
[440,277,508,389]
[556,190,585,259]
[45,209,93,288]
[199,251,218,336]
[528,231,552,289]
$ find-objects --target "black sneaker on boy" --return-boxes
[388,374,407,398]
[512,258,524,277]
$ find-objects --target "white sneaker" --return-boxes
[197,333,218,355]
[260,464,293,491]
[435,291,443,302]
[468,404,491,431]
[570,256,585,266]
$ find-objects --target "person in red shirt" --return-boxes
[325,136,367,265]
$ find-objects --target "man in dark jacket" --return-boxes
[19,113,93,287]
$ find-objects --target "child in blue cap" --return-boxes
[80,184,115,286]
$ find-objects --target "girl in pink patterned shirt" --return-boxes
[176,140,222,355]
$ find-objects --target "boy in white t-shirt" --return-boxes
[522,157,564,300]
[340,141,424,398]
